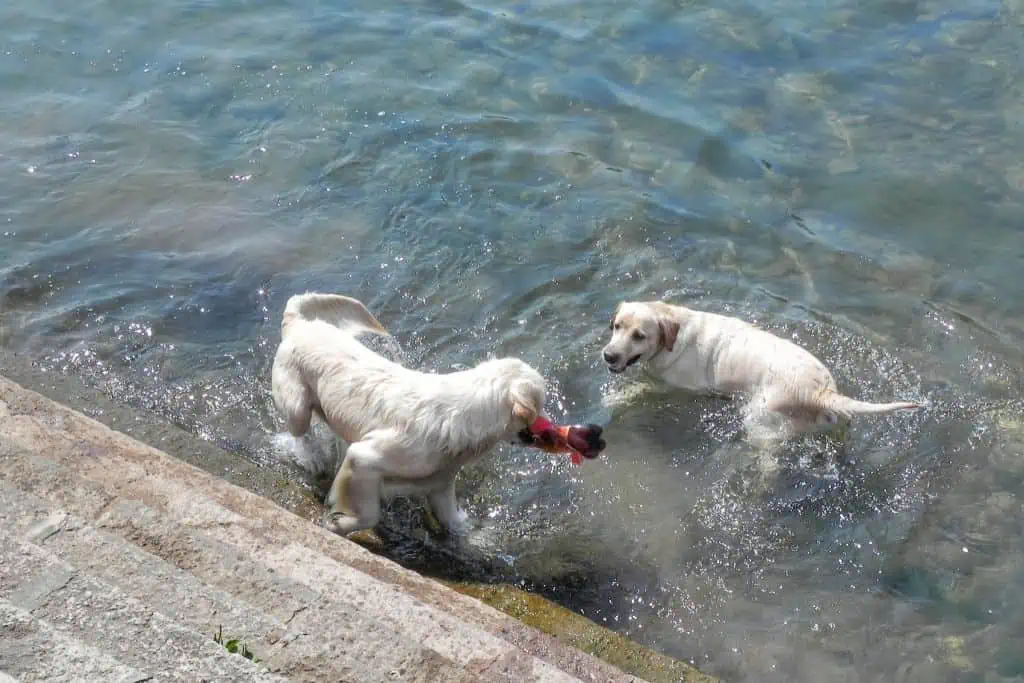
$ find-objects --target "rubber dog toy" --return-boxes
[521,416,606,465]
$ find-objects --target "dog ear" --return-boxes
[608,303,622,330]
[658,318,680,352]
[512,401,538,425]
[510,381,541,426]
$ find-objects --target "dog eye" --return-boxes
[632,331,646,341]
[613,323,622,331]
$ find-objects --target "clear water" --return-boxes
[4,0,1024,680]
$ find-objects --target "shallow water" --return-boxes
[5,0,1024,680]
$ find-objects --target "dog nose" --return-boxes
[603,350,620,364]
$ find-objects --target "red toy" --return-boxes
[520,417,606,465]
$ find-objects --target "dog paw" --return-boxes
[325,512,370,537]
[445,508,473,536]
[424,505,473,537]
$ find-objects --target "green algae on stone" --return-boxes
[447,582,716,683]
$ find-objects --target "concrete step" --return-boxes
[0,480,546,682]
[0,482,305,678]
[0,524,286,682]
[0,450,585,682]
[0,374,656,683]
[0,599,147,683]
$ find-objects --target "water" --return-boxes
[4,0,1024,679]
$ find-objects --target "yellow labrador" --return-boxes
[272,292,552,536]
[602,301,920,444]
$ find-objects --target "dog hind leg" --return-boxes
[325,440,383,535]
[271,360,313,437]
[325,430,449,537]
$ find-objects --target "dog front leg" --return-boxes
[426,479,470,535]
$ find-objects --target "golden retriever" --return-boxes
[272,292,551,536]
[602,300,920,445]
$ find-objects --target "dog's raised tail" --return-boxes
[281,292,389,338]
[821,392,921,421]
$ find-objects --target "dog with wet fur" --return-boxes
[272,292,558,537]
[601,300,920,446]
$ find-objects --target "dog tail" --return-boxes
[819,391,921,421]
[281,292,389,338]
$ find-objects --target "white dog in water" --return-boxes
[271,292,554,537]
[602,300,920,446]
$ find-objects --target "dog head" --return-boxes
[601,301,680,374]
[496,360,607,464]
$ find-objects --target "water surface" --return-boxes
[4,0,1024,680]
